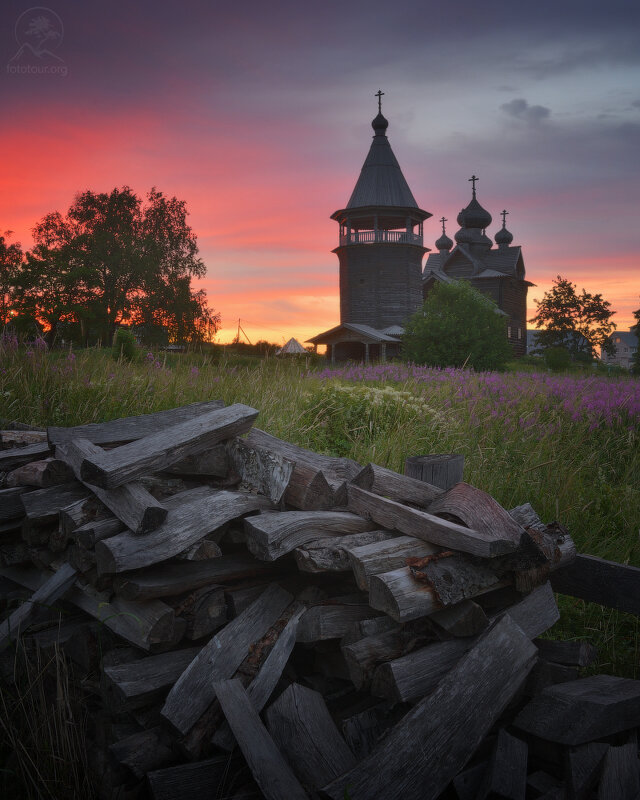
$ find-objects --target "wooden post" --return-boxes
[364,343,369,364]
[381,343,386,362]
[404,454,464,490]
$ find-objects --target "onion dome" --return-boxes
[435,216,453,251]
[371,112,389,136]
[495,209,513,246]
[459,195,492,230]
[455,227,492,248]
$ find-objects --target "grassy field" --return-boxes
[1,343,638,797]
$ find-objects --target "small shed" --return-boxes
[276,338,307,357]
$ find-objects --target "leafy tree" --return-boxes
[631,304,640,375]
[0,231,23,326]
[13,187,219,345]
[529,275,616,358]
[403,280,512,371]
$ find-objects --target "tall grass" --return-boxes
[1,344,638,678]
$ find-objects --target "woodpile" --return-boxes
[1,401,639,800]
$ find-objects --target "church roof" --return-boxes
[306,322,398,345]
[345,114,419,210]
[275,337,307,355]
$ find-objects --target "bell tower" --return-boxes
[330,93,431,329]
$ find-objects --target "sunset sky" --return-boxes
[1,0,638,344]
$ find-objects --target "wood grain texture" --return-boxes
[351,462,443,507]
[348,485,519,557]
[565,741,609,800]
[80,403,258,489]
[408,551,502,607]
[297,600,381,643]
[163,444,229,478]
[0,487,28,521]
[550,554,640,616]
[96,491,271,573]
[0,442,51,469]
[6,458,74,488]
[368,565,443,621]
[227,436,294,504]
[404,453,464,490]
[213,678,310,800]
[321,614,538,800]
[161,584,292,735]
[477,728,528,800]
[265,683,356,791]
[294,530,395,574]
[347,534,440,591]
[47,400,224,446]
[20,482,90,527]
[244,510,374,561]
[597,743,640,800]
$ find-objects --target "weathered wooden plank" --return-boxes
[80,403,258,489]
[347,534,440,591]
[213,678,310,800]
[245,428,361,510]
[0,429,47,448]
[161,584,292,735]
[103,646,202,710]
[525,658,579,696]
[597,743,640,800]
[176,538,222,561]
[297,598,381,643]
[113,552,280,600]
[565,741,609,800]
[57,439,168,534]
[534,638,598,667]
[477,728,528,800]
[162,444,229,478]
[212,605,304,752]
[351,462,443,507]
[0,441,51,469]
[368,565,443,621]
[429,599,489,637]
[59,495,109,536]
[407,550,503,607]
[514,674,640,745]
[294,530,395,573]
[503,582,560,639]
[97,490,271,573]
[321,614,538,800]
[20,482,90,528]
[73,516,125,548]
[109,727,175,779]
[265,683,356,791]
[0,487,28,521]
[244,510,374,561]
[0,562,76,652]
[550,554,640,616]
[509,502,546,532]
[348,485,519,557]
[171,585,227,640]
[404,453,464,490]
[227,436,294,504]
[47,400,224,446]
[6,458,74,488]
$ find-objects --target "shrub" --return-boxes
[544,346,571,371]
[112,329,138,362]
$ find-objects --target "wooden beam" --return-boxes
[346,535,440,591]
[404,453,463,490]
[550,554,640,616]
[6,458,74,488]
[0,442,51,470]
[80,403,258,489]
[321,615,538,800]
[227,435,294,504]
[294,530,394,574]
[350,463,443,507]
[477,728,528,800]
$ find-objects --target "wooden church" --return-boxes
[307,95,531,360]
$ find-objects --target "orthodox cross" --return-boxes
[501,209,509,227]
[440,216,447,234]
[375,89,384,113]
[468,175,479,195]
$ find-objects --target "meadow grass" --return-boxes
[1,344,638,682]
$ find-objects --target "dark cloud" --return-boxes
[501,99,551,124]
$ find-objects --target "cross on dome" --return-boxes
[468,175,479,196]
[501,209,509,227]
[375,89,384,114]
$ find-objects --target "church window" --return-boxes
[508,326,512,338]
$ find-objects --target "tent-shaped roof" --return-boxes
[275,337,307,356]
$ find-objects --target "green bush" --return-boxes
[403,280,512,371]
[112,329,138,362]
[543,346,571,371]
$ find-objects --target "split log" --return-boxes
[73,517,125,548]
[0,562,76,652]
[514,674,640,745]
[171,585,227,640]
[96,490,271,573]
[80,403,258,489]
[113,553,280,601]
[404,453,464,490]
[533,638,598,667]
[212,605,304,751]
[0,540,30,565]
[368,565,444,621]
[265,683,356,791]
[0,487,28,521]
[146,756,248,800]
[347,535,440,591]
[57,439,168,534]
[477,728,528,800]
[321,614,538,800]
[502,582,561,639]
[103,646,202,710]
[244,428,361,509]
[244,510,374,561]
[0,429,47,448]
[550,554,640,616]
[297,597,381,643]
[294,530,395,573]
[429,599,489,637]
[213,678,309,800]
[341,703,407,761]
[175,538,222,561]
[525,659,579,696]
[452,762,489,800]
[162,444,229,478]
[227,436,294,504]
[59,495,109,536]
[68,543,96,573]
[0,442,51,469]
[348,485,520,558]
[47,399,224,446]
[407,551,503,607]
[509,502,546,532]
[565,741,609,800]
[6,458,74,488]
[109,727,175,780]
[597,743,640,800]
[20,482,90,529]
[225,584,273,618]
[161,584,292,735]
[350,463,443,507]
